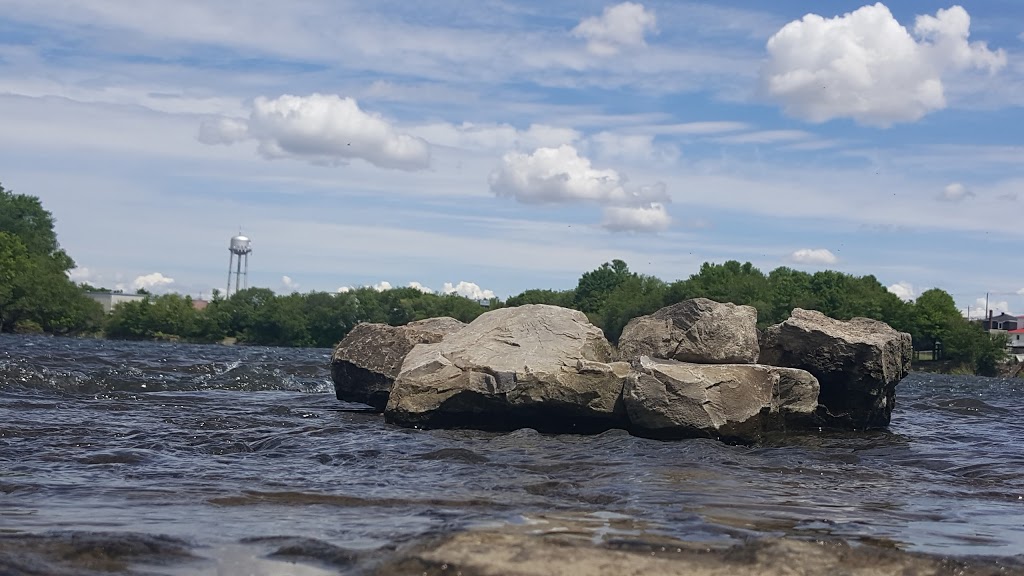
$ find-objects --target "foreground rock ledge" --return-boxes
[375,529,1020,576]
[384,305,630,433]
[759,308,912,429]
[331,318,465,411]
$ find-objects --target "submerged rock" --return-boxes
[374,524,1015,576]
[330,318,465,411]
[385,305,630,433]
[623,356,819,441]
[759,308,912,429]
[618,298,760,364]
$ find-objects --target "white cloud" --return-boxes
[199,93,430,170]
[489,144,668,206]
[132,272,175,292]
[937,182,975,202]
[337,286,353,294]
[572,2,657,56]
[887,281,916,301]
[407,281,434,293]
[601,203,670,232]
[413,122,579,153]
[788,248,838,266]
[281,275,300,292]
[589,131,677,162]
[762,4,1006,126]
[976,297,1011,316]
[443,281,496,300]
[372,281,394,292]
[67,267,92,283]
[714,130,813,145]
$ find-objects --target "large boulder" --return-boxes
[617,298,760,364]
[385,305,631,433]
[623,356,819,441]
[331,317,465,411]
[759,308,912,429]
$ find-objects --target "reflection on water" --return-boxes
[1,334,1022,573]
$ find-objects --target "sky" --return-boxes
[0,1,1022,315]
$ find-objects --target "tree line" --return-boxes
[0,182,1007,375]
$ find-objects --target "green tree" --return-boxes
[506,288,575,308]
[574,259,633,314]
[913,288,961,350]
[666,261,769,321]
[600,274,667,343]
[0,183,103,334]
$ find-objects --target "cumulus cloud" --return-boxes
[372,281,394,292]
[337,286,353,294]
[573,2,657,56]
[199,93,430,170]
[407,281,433,293]
[762,4,1006,126]
[67,267,92,283]
[489,144,668,205]
[937,182,975,202]
[975,297,1011,316]
[887,281,916,301]
[443,281,496,300]
[132,272,175,292]
[788,248,838,266]
[601,203,670,232]
[281,275,300,292]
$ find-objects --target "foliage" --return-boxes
[506,289,576,309]
[0,183,104,335]
[573,259,632,314]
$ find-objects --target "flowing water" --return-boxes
[1,334,1022,574]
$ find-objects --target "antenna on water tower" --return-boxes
[226,230,252,298]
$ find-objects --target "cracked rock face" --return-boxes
[331,318,465,411]
[623,356,819,440]
[617,298,760,364]
[759,308,912,429]
[384,305,631,433]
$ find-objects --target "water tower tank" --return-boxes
[230,235,251,254]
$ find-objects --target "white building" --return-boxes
[85,292,147,313]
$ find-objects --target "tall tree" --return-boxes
[574,259,634,314]
[0,184,102,334]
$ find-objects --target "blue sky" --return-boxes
[0,1,1022,315]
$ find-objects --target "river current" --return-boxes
[1,334,1022,574]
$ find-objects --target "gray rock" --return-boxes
[759,308,912,429]
[331,317,465,411]
[617,298,759,364]
[623,356,819,441]
[385,305,630,433]
[376,526,1000,576]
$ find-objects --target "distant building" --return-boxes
[982,313,1018,331]
[192,299,209,311]
[85,292,147,313]
[1007,329,1024,352]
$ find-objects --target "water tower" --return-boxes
[226,233,252,297]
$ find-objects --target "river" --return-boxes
[1,334,1022,574]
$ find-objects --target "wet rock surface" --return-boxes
[330,317,464,410]
[760,308,913,429]
[623,356,819,440]
[373,523,1024,576]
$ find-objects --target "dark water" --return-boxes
[1,334,1022,574]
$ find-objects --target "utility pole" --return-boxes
[985,292,990,317]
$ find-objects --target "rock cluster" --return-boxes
[330,299,912,442]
